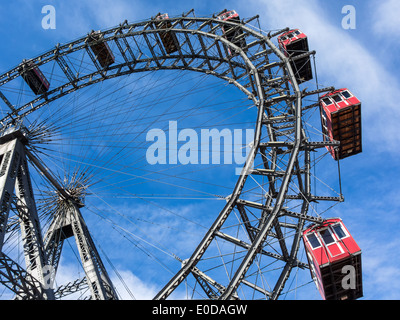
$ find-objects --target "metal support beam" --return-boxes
[14,150,55,300]
[0,138,19,250]
[0,133,54,299]
[66,202,118,300]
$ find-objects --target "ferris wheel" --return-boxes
[0,9,363,300]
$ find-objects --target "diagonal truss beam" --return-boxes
[0,252,44,300]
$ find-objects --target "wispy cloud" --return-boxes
[361,237,400,299]
[53,0,148,40]
[371,0,400,39]
[112,269,158,299]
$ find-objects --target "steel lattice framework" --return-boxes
[0,10,343,300]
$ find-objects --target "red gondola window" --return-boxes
[341,90,352,99]
[321,97,332,106]
[306,222,349,248]
[331,95,343,103]
[306,233,321,249]
[332,222,349,239]
[319,228,335,245]
[279,30,302,43]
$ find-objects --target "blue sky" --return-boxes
[0,0,399,300]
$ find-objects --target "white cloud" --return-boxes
[112,269,189,300]
[54,0,147,40]
[372,0,400,38]
[84,0,146,28]
[112,269,158,299]
[361,237,400,299]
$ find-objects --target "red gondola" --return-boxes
[320,88,362,160]
[217,10,246,51]
[154,13,180,54]
[303,218,363,300]
[277,29,312,83]
[88,31,115,68]
[19,60,50,95]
